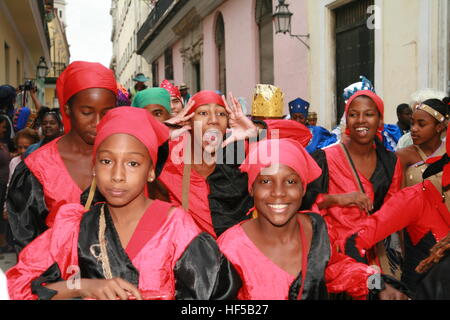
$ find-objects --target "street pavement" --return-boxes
[0,253,16,273]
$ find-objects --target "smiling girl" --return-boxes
[6,107,240,300]
[218,138,405,300]
[396,99,448,188]
[303,89,404,281]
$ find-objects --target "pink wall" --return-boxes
[202,0,259,111]
[172,40,184,86]
[157,55,165,84]
[202,14,219,91]
[273,0,309,113]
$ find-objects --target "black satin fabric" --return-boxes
[174,232,241,300]
[288,213,330,300]
[6,161,48,253]
[77,204,140,286]
[415,251,450,300]
[207,122,270,237]
[402,231,436,296]
[31,262,63,300]
[207,163,253,237]
[370,138,397,212]
[301,149,329,210]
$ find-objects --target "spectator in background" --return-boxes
[179,83,191,106]
[2,128,40,253]
[289,98,337,154]
[130,73,149,100]
[116,83,131,107]
[396,103,413,136]
[0,85,16,151]
[132,87,172,122]
[9,128,40,178]
[0,117,11,253]
[24,108,63,158]
[396,89,447,150]
[160,79,184,117]
[307,111,318,127]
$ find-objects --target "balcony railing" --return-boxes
[47,62,67,78]
[137,0,175,51]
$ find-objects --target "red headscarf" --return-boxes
[93,107,169,166]
[344,90,384,140]
[188,90,225,114]
[160,80,181,100]
[56,61,117,133]
[240,139,322,193]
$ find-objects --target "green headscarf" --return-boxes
[131,87,171,113]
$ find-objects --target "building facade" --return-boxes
[44,0,70,109]
[308,0,450,129]
[135,0,449,128]
[0,0,51,94]
[110,0,153,93]
[136,0,309,115]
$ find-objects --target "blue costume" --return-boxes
[289,98,337,154]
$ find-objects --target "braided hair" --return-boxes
[416,232,450,273]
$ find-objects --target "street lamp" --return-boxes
[273,0,310,49]
[36,56,49,79]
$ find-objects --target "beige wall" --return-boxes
[308,0,449,130]
[0,9,32,86]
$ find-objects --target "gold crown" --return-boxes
[251,84,285,118]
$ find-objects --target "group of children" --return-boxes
[3,60,450,300]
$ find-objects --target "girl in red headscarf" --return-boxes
[6,107,240,300]
[301,90,404,282]
[159,90,312,238]
[339,100,450,297]
[218,138,406,300]
[6,61,118,253]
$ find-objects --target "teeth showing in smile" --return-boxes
[268,204,288,209]
[355,127,369,132]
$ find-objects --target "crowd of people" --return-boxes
[0,60,449,300]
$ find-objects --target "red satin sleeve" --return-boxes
[339,185,425,255]
[325,244,376,300]
[6,203,84,300]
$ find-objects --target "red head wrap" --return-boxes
[188,90,225,114]
[240,139,322,193]
[93,107,169,166]
[160,80,181,100]
[344,90,384,139]
[56,61,117,133]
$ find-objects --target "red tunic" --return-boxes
[316,144,402,242]
[23,137,82,227]
[159,120,313,238]
[159,135,215,237]
[7,200,202,300]
[218,214,373,300]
